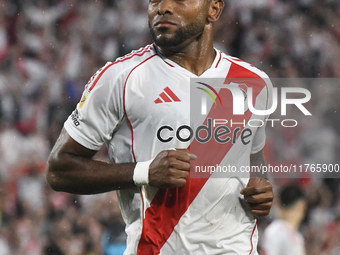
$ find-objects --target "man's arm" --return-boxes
[240,149,274,217]
[46,128,192,194]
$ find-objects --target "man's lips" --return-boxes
[154,20,176,28]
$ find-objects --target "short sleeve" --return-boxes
[64,62,124,151]
[251,77,273,154]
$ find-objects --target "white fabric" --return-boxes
[262,219,306,255]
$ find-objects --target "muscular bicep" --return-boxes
[46,128,136,194]
[51,128,98,159]
[47,128,99,178]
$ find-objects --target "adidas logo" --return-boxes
[154,87,181,104]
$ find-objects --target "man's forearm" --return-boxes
[250,149,268,179]
[46,128,137,194]
[47,155,136,194]
[46,129,193,194]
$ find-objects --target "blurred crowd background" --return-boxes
[0,0,340,254]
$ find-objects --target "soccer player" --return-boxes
[46,0,274,254]
[262,185,307,255]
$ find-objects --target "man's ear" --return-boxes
[207,0,224,24]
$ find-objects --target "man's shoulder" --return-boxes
[83,45,158,94]
[219,52,269,79]
[101,44,158,78]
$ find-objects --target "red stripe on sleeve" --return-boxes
[88,46,153,92]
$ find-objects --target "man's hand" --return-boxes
[148,149,196,188]
[240,178,273,217]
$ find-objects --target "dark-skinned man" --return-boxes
[47,0,274,254]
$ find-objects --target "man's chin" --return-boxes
[154,36,183,48]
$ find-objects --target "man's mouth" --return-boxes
[154,20,176,29]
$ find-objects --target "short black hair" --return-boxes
[279,184,305,208]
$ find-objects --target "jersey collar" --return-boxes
[153,43,223,78]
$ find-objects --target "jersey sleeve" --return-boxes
[251,77,273,154]
[64,62,125,151]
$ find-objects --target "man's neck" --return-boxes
[280,210,300,231]
[156,32,216,76]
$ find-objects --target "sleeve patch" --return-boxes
[78,89,90,109]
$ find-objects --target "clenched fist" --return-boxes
[148,149,196,188]
[240,178,273,217]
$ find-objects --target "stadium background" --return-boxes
[0,0,340,254]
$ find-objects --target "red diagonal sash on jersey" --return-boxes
[137,63,267,254]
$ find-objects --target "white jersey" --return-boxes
[262,219,306,255]
[64,44,273,255]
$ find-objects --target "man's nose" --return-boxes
[158,0,174,15]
